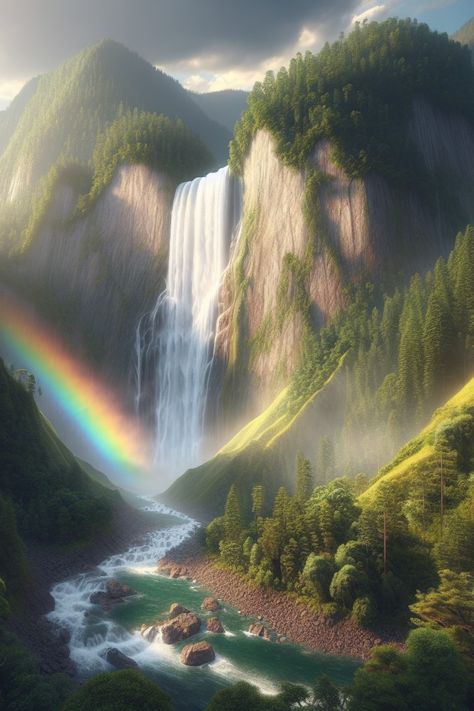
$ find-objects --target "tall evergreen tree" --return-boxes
[295,454,313,506]
[224,485,242,542]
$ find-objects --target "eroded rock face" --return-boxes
[180,641,215,666]
[15,164,173,395]
[161,613,201,644]
[105,647,138,669]
[217,103,474,408]
[201,597,221,612]
[206,617,224,633]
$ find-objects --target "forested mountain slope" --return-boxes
[0,359,119,593]
[0,39,230,209]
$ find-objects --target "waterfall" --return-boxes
[136,166,241,480]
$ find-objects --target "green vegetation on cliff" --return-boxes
[0,39,229,195]
[230,19,474,187]
[76,110,212,214]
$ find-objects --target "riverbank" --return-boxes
[160,535,405,661]
[8,498,162,676]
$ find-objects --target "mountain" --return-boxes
[453,17,474,54]
[164,20,474,517]
[190,89,249,132]
[0,39,231,207]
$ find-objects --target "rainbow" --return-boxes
[0,294,152,483]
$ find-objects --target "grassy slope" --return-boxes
[162,356,347,520]
[360,377,474,505]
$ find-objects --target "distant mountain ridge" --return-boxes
[0,39,231,206]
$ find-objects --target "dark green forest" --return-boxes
[230,19,474,189]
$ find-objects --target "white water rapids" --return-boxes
[48,498,198,672]
[135,166,241,480]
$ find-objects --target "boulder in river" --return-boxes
[161,613,201,644]
[106,579,135,599]
[105,647,138,669]
[156,560,189,578]
[201,597,220,612]
[206,617,224,633]
[169,603,190,618]
[248,623,271,640]
[180,641,215,666]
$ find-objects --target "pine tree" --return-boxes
[224,485,242,542]
[316,436,335,485]
[423,260,457,408]
[295,454,313,506]
[251,484,265,519]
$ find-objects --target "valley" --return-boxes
[1,11,474,711]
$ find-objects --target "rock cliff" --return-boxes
[217,100,474,412]
[12,164,173,395]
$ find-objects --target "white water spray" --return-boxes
[136,166,241,479]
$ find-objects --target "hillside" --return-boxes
[190,89,249,132]
[0,39,230,209]
[0,358,126,598]
[165,222,474,520]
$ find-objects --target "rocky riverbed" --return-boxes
[8,498,165,676]
[159,535,405,661]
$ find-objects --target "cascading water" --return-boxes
[136,166,241,480]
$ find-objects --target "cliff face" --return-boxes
[217,100,474,411]
[14,164,173,394]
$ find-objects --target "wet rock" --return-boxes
[140,623,161,643]
[156,561,189,579]
[89,591,112,610]
[161,613,201,644]
[105,647,138,669]
[169,603,190,618]
[180,641,215,666]
[106,579,135,599]
[206,617,224,633]
[201,597,220,612]
[248,623,271,640]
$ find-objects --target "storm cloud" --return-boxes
[0,0,361,82]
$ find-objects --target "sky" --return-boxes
[0,0,472,109]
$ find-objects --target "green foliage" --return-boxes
[301,554,335,602]
[0,359,113,545]
[0,620,71,711]
[350,629,468,711]
[63,669,174,711]
[329,565,370,610]
[205,681,285,711]
[0,495,29,595]
[351,596,377,628]
[229,19,474,188]
[224,484,243,543]
[290,226,474,474]
[295,454,313,505]
[76,110,212,214]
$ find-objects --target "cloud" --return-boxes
[352,4,388,24]
[0,78,29,110]
[0,0,361,96]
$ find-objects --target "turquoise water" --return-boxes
[104,570,359,711]
[50,499,359,711]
